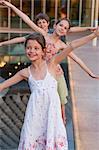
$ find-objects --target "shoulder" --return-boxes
[57,40,67,50]
[19,67,29,80]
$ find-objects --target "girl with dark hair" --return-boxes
[0,0,99,130]
[1,31,98,150]
[0,31,79,150]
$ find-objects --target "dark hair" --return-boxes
[55,18,71,29]
[25,32,46,51]
[60,5,67,15]
[34,13,49,25]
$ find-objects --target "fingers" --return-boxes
[93,27,99,36]
[0,1,5,6]
[63,117,67,126]
[89,74,99,80]
[94,76,99,80]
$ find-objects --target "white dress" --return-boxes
[18,67,68,150]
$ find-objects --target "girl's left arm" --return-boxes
[68,52,98,78]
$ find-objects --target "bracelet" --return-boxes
[69,42,73,50]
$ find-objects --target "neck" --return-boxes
[46,28,49,33]
[31,59,46,70]
[51,31,60,42]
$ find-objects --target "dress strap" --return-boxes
[46,65,49,76]
[28,66,31,76]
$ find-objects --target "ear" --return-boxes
[42,48,46,58]
[47,22,50,26]
[53,24,56,30]
[67,29,70,34]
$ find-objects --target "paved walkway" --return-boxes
[68,33,99,150]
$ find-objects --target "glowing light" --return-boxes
[0,61,6,68]
[18,62,21,65]
[9,72,12,76]
[15,66,18,69]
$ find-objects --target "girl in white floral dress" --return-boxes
[18,65,67,150]
[17,33,68,150]
[0,30,99,149]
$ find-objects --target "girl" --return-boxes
[0,32,74,150]
[0,29,99,149]
[0,0,99,126]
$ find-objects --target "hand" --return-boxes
[88,27,97,32]
[89,73,99,79]
[0,0,12,7]
[94,26,99,37]
[93,76,99,80]
[95,77,99,80]
[61,106,67,125]
[0,84,3,93]
[62,116,67,126]
[56,65,63,76]
[0,42,3,47]
[0,0,5,5]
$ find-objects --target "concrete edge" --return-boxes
[68,57,82,150]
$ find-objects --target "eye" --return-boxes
[26,46,31,50]
[65,27,68,30]
[43,21,46,23]
[59,23,62,27]
[34,46,39,51]
[38,21,41,25]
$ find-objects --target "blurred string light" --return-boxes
[9,72,12,76]
[0,61,6,67]
[18,62,21,65]
[0,55,29,69]
[0,55,11,68]
[0,55,20,68]
[0,56,8,67]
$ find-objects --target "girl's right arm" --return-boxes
[69,26,97,33]
[0,1,46,36]
[0,69,28,92]
[0,37,26,47]
[53,29,99,65]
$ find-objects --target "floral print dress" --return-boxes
[18,67,68,150]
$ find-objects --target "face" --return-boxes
[25,40,44,61]
[54,20,70,36]
[46,43,56,61]
[37,19,49,32]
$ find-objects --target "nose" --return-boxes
[27,48,36,54]
[31,49,37,53]
[40,22,44,27]
[61,26,65,31]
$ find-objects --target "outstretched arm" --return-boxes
[0,1,46,36]
[53,28,99,65]
[69,26,97,33]
[68,52,98,78]
[0,69,27,92]
[0,37,26,47]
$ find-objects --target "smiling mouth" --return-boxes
[59,30,64,34]
[28,54,37,57]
